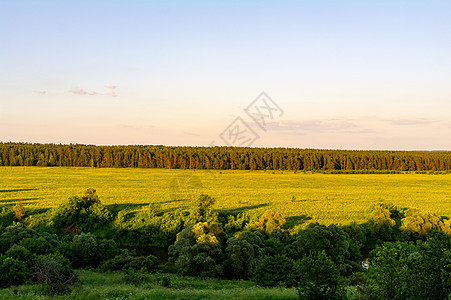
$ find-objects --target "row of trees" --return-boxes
[1,142,451,171]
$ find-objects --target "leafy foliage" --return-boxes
[50,189,112,233]
[0,256,29,287]
[224,231,266,279]
[168,222,224,278]
[32,254,77,294]
[297,251,345,299]
[252,254,301,287]
[292,223,352,264]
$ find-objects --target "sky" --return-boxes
[1,0,450,150]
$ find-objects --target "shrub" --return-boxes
[224,231,266,279]
[293,223,352,264]
[367,237,451,300]
[5,244,35,267]
[122,268,151,286]
[70,232,99,267]
[97,238,118,261]
[252,210,286,234]
[32,254,77,294]
[20,236,52,255]
[100,250,159,272]
[0,256,29,287]
[0,223,38,253]
[168,222,224,278]
[297,251,344,300]
[190,194,218,223]
[156,274,171,287]
[50,189,112,233]
[253,254,301,287]
[13,201,26,220]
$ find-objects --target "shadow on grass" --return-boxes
[221,203,269,216]
[106,203,149,212]
[0,188,38,193]
[158,198,187,204]
[0,198,39,203]
[283,215,312,229]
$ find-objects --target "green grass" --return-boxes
[1,167,450,225]
[0,270,298,299]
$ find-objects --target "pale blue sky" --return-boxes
[1,0,450,149]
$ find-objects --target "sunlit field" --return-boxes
[1,167,450,225]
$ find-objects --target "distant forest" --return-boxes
[1,142,451,171]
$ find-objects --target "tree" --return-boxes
[253,254,301,287]
[190,194,218,223]
[168,222,224,278]
[297,251,344,300]
[251,210,286,234]
[224,231,266,279]
[293,223,351,265]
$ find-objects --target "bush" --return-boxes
[190,194,218,223]
[100,250,159,272]
[297,251,344,300]
[367,236,451,300]
[122,268,151,286]
[20,236,52,255]
[293,223,352,264]
[97,238,118,261]
[253,254,301,287]
[168,222,224,278]
[0,223,38,253]
[5,244,35,267]
[70,232,99,267]
[0,256,29,287]
[156,274,171,287]
[224,231,266,279]
[32,254,77,294]
[50,189,112,233]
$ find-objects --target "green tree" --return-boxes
[297,251,344,300]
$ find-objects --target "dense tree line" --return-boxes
[1,142,451,171]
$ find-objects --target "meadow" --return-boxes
[0,270,298,300]
[1,166,450,225]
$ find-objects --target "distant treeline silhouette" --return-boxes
[1,142,450,171]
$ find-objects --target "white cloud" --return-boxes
[104,84,116,89]
[68,88,88,95]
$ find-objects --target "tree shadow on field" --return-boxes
[158,198,186,205]
[0,188,38,193]
[0,198,39,206]
[283,215,312,229]
[106,203,149,215]
[221,203,269,216]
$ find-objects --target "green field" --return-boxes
[0,270,298,300]
[1,167,450,225]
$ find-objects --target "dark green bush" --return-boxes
[100,250,159,272]
[0,256,29,287]
[5,244,35,267]
[252,254,301,287]
[122,268,151,286]
[156,274,171,287]
[0,223,38,253]
[293,223,353,264]
[20,236,52,255]
[32,254,77,294]
[70,232,99,267]
[297,251,345,300]
[97,238,118,261]
[367,235,451,300]
[224,231,266,279]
